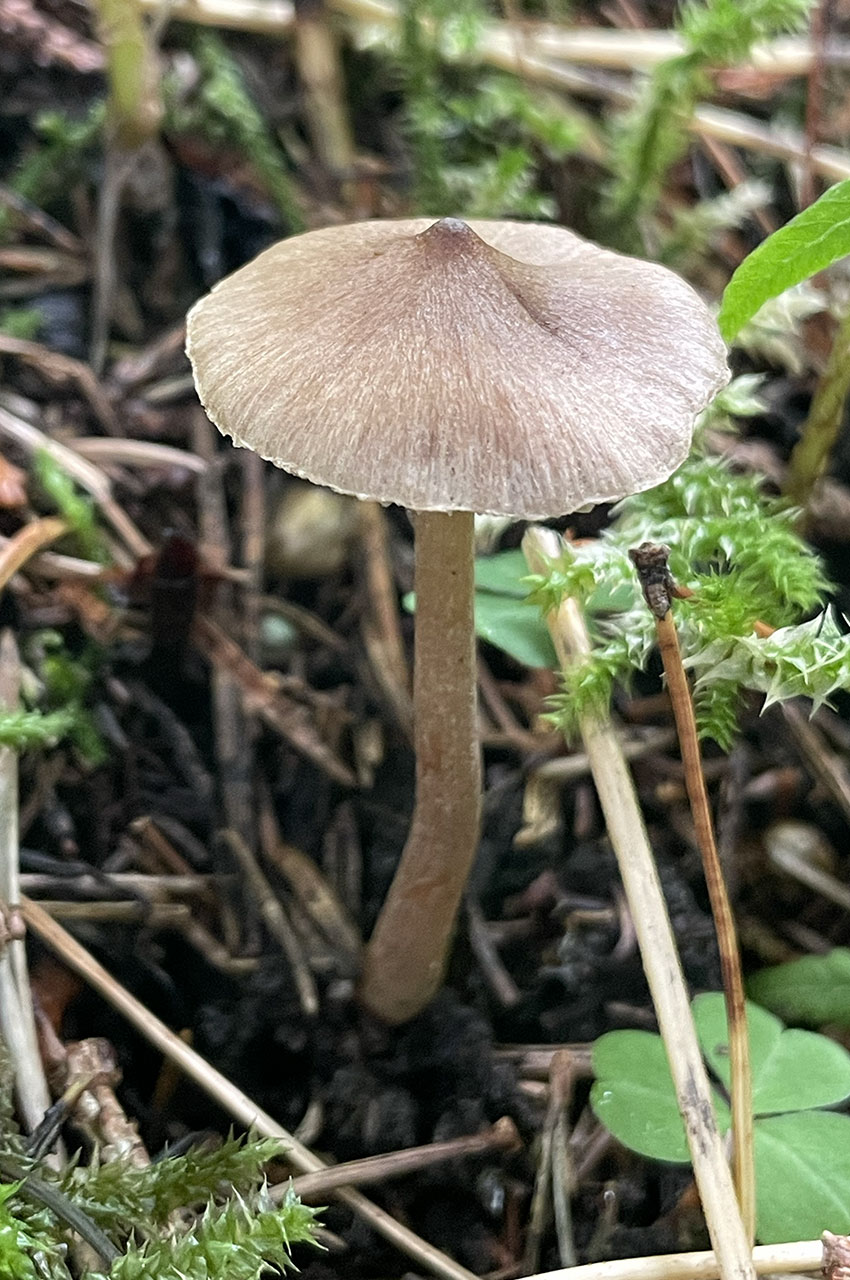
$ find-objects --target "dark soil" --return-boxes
[4,7,850,1277]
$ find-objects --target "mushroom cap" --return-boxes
[187,217,728,518]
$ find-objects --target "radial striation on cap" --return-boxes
[187,217,729,518]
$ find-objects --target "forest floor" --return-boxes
[3,1,850,1276]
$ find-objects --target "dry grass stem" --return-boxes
[281,1116,521,1201]
[331,0,850,180]
[781,702,850,827]
[69,438,208,474]
[20,897,481,1280]
[259,818,362,974]
[528,1240,823,1280]
[0,403,151,561]
[0,632,53,1135]
[221,828,320,1016]
[131,0,850,178]
[630,545,754,1243]
[522,526,754,1280]
[0,516,68,592]
[192,614,356,786]
[137,0,843,77]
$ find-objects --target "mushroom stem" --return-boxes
[359,509,482,1024]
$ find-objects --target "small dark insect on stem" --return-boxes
[629,542,755,1245]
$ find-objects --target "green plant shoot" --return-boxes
[608,0,810,235]
[476,426,848,747]
[34,451,105,564]
[0,1040,322,1280]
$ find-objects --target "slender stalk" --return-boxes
[283,1116,519,1201]
[523,526,754,1280]
[527,1240,821,1280]
[292,0,357,201]
[359,510,481,1024]
[786,305,850,511]
[0,633,53,1137]
[20,897,479,1280]
[630,543,755,1244]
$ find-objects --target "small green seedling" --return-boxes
[403,550,559,670]
[35,450,106,565]
[748,949,850,1030]
[591,994,850,1242]
[472,549,556,668]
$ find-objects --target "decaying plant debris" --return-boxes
[4,0,850,1275]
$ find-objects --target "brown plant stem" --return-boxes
[359,510,482,1024]
[524,526,753,1280]
[786,306,850,513]
[630,543,755,1245]
[0,517,68,593]
[281,1116,520,1201]
[293,0,357,203]
[527,1240,822,1280]
[20,896,479,1280]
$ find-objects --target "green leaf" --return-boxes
[593,997,850,1242]
[718,179,850,340]
[404,572,558,669]
[591,1031,730,1162]
[472,548,633,670]
[754,1111,850,1242]
[474,550,530,597]
[473,591,557,668]
[693,992,850,1114]
[748,949,850,1028]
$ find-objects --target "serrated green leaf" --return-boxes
[748,949,850,1028]
[718,179,850,340]
[754,1111,850,1242]
[693,992,850,1114]
[591,1031,731,1162]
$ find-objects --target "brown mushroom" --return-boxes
[187,216,728,1024]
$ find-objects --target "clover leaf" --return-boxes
[591,994,850,1242]
[748,949,850,1029]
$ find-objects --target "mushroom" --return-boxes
[186,216,728,1025]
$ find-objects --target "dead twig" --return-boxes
[193,614,355,786]
[465,894,521,1008]
[259,804,362,976]
[527,1240,822,1280]
[20,897,481,1280]
[280,1116,521,1201]
[523,527,753,1280]
[630,542,754,1243]
[0,336,118,433]
[0,517,69,593]
[220,828,320,1017]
